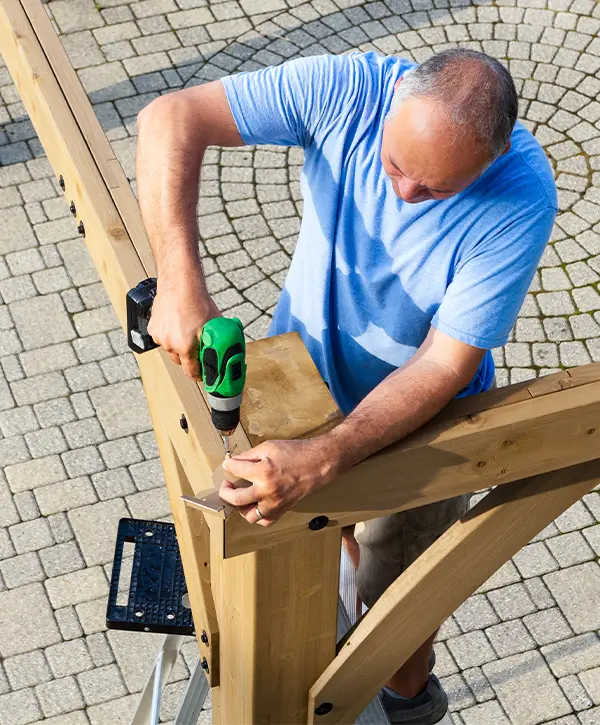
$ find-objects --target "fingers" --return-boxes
[219,480,260,508]
[180,349,201,380]
[239,503,277,528]
[166,351,181,366]
[223,454,267,481]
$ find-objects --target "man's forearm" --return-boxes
[136,94,208,293]
[325,358,466,475]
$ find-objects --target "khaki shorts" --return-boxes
[354,376,497,608]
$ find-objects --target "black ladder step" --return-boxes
[106,518,194,636]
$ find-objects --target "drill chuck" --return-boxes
[206,391,243,435]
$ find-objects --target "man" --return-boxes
[136,49,557,724]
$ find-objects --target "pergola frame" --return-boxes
[1,0,599,721]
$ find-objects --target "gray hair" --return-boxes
[387,49,518,161]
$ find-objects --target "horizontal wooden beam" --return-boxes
[223,365,600,555]
[308,457,600,724]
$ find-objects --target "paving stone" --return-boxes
[555,500,595,532]
[55,605,83,641]
[543,633,600,677]
[62,445,105,478]
[39,540,85,578]
[78,663,127,706]
[0,687,42,725]
[0,551,45,588]
[86,632,115,667]
[4,649,52,690]
[579,667,600,705]
[446,631,496,670]
[45,566,108,609]
[0,206,36,253]
[20,342,78,377]
[5,454,66,493]
[460,700,511,725]
[483,651,571,724]
[76,597,108,635]
[546,563,600,632]
[86,693,138,725]
[63,417,106,448]
[25,426,68,457]
[486,619,537,658]
[454,595,499,633]
[89,379,152,439]
[547,531,595,566]
[35,477,96,515]
[513,542,559,578]
[559,673,593,710]
[9,517,53,554]
[129,458,165,491]
[48,512,75,544]
[488,583,537,621]
[35,674,84,718]
[68,498,128,566]
[0,405,38,438]
[45,638,93,678]
[0,583,61,656]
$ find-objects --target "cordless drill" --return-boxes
[126,278,247,456]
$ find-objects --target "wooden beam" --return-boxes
[308,458,600,724]
[223,370,600,555]
[141,366,220,684]
[213,528,341,724]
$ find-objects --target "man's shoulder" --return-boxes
[504,122,558,211]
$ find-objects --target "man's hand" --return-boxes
[218,438,339,527]
[147,277,220,380]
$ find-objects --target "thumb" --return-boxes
[223,455,264,481]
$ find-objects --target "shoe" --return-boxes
[428,649,436,672]
[380,674,448,725]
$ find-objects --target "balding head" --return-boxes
[381,50,518,203]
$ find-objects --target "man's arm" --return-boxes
[136,81,243,378]
[219,327,486,526]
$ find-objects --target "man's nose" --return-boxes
[397,176,425,202]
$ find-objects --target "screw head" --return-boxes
[200,631,209,645]
[69,201,76,216]
[77,221,85,237]
[314,703,333,716]
[179,414,188,432]
[308,515,329,531]
[200,657,209,672]
[58,175,65,191]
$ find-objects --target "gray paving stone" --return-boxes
[68,498,128,566]
[0,583,61,657]
[11,371,70,406]
[543,633,600,677]
[89,379,151,439]
[63,417,106,448]
[86,692,138,725]
[55,605,84,641]
[78,663,127,706]
[447,631,497,670]
[547,532,596,567]
[513,542,559,578]
[0,206,36,253]
[39,541,85,578]
[4,649,52,690]
[486,619,537,658]
[488,583,537,621]
[559,673,593,711]
[460,701,511,725]
[9,517,53,554]
[0,687,42,725]
[35,477,97,516]
[129,458,165,491]
[25,426,68,457]
[35,674,85,718]
[62,445,105,478]
[579,667,600,705]
[555,501,595,532]
[86,632,115,667]
[45,566,108,609]
[45,638,93,678]
[76,597,108,636]
[5,455,66,493]
[454,595,499,633]
[48,512,75,545]
[483,651,571,725]
[0,551,45,589]
[19,342,77,378]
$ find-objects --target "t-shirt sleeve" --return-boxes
[431,204,557,350]
[221,54,356,148]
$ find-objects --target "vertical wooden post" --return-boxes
[212,527,341,725]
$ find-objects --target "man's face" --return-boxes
[381,95,493,204]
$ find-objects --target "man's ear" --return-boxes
[394,76,404,92]
[501,141,511,155]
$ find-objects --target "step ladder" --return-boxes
[107,518,452,725]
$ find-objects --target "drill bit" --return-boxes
[222,434,232,459]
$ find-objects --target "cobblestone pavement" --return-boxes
[1,0,600,723]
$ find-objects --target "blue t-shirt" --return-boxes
[222,52,558,415]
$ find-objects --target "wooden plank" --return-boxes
[141,366,219,683]
[308,459,600,724]
[214,529,341,724]
[19,0,156,275]
[223,379,600,555]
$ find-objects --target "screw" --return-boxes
[315,703,333,716]
[200,631,209,646]
[308,515,329,531]
[69,201,76,216]
[58,175,65,191]
[77,221,85,237]
[200,658,209,672]
[180,414,188,433]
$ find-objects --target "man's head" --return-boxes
[382,49,518,204]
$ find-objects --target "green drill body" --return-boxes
[199,317,246,455]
